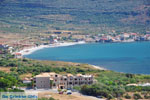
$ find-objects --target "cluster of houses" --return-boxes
[0,44,13,54]
[0,43,24,59]
[45,31,150,43]
[1,31,150,59]
[97,33,150,43]
[69,33,150,43]
[0,43,23,58]
[33,72,95,89]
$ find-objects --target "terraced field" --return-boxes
[0,0,150,34]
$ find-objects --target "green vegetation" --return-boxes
[16,64,100,75]
[38,97,56,100]
[1,54,150,99]
[133,93,143,99]
[81,83,125,99]
[80,71,150,99]
[0,71,24,92]
[0,55,101,75]
[124,93,131,99]
[0,0,150,34]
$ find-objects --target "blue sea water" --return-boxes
[25,42,150,74]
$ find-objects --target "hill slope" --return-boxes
[0,0,150,34]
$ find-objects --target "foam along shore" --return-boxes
[18,41,86,56]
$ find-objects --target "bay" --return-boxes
[25,42,150,74]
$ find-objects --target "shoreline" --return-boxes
[16,41,106,71]
[14,41,150,56]
[17,41,86,56]
[90,64,107,70]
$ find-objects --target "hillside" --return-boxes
[0,0,150,34]
[0,54,150,99]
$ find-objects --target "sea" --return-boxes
[25,42,150,74]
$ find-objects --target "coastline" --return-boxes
[17,41,86,56]
[17,41,106,71]
[90,65,107,70]
[13,41,150,74]
[16,41,150,56]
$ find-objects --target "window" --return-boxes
[75,82,77,84]
[69,82,72,84]
[70,78,73,80]
[53,83,56,86]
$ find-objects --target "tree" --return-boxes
[50,80,53,89]
[133,93,142,99]
[124,93,131,99]
[10,67,17,71]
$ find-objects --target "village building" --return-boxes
[23,78,32,84]
[14,53,22,59]
[0,44,11,54]
[33,72,94,89]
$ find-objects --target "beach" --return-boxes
[17,41,86,56]
[17,41,106,71]
[90,65,107,70]
[24,42,150,74]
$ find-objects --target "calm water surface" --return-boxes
[25,42,150,74]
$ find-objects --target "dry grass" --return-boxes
[0,67,11,73]
[38,92,99,100]
[19,73,32,80]
[38,60,97,70]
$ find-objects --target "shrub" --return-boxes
[10,67,16,71]
[144,95,150,99]
[133,93,142,99]
[124,93,131,99]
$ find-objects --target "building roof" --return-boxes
[76,74,82,76]
[15,53,22,55]
[35,72,92,78]
[35,74,50,77]
[67,74,73,77]
[82,75,92,77]
[23,78,30,81]
[35,72,58,78]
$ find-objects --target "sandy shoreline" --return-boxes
[17,41,86,56]
[16,41,106,70]
[90,65,107,70]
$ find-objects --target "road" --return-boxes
[21,88,105,100]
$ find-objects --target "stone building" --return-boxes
[33,72,94,89]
